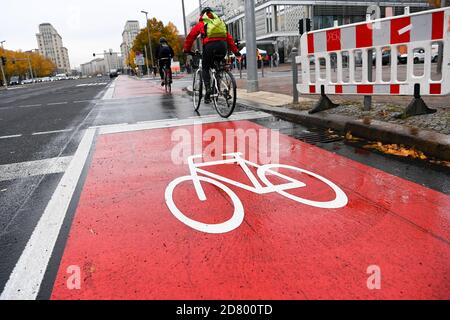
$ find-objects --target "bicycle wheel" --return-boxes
[165,175,244,234]
[212,70,237,118]
[192,69,202,111]
[257,164,348,209]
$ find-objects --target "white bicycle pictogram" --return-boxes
[165,153,348,234]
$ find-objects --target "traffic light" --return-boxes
[93,53,96,57]
[1,56,6,66]
[298,18,312,35]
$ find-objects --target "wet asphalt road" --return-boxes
[0,75,448,297]
[0,78,109,291]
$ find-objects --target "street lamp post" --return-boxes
[141,10,154,78]
[195,1,203,51]
[244,0,258,92]
[181,0,188,37]
[436,0,446,74]
[0,40,7,89]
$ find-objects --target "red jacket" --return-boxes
[184,17,239,54]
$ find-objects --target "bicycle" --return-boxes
[189,52,237,118]
[165,152,348,234]
[160,58,172,94]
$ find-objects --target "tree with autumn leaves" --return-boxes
[128,18,184,70]
[0,48,56,83]
[428,0,449,7]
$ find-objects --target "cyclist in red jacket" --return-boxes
[184,7,241,103]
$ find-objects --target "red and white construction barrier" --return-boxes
[297,7,450,96]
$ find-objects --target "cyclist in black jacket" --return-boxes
[155,37,174,86]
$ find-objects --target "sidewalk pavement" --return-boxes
[185,82,450,161]
[235,72,450,109]
[237,89,313,107]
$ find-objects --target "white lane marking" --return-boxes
[5,86,24,91]
[98,111,272,135]
[73,100,96,103]
[398,24,412,35]
[76,82,107,87]
[0,128,96,300]
[0,156,73,182]
[18,104,42,108]
[89,123,128,129]
[137,118,177,124]
[32,129,73,136]
[101,80,116,100]
[47,102,68,106]
[0,134,22,139]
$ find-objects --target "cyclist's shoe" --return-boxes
[204,90,212,104]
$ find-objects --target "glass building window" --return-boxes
[266,6,273,33]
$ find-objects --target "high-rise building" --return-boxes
[120,20,140,69]
[36,23,71,73]
[187,0,430,63]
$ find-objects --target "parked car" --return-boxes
[55,73,69,80]
[397,48,436,64]
[109,69,119,78]
[96,74,103,78]
[373,51,391,65]
[21,79,34,85]
[9,76,21,86]
[431,44,439,63]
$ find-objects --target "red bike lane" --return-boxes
[50,120,450,300]
[112,75,183,98]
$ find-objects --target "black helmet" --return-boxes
[159,37,167,44]
[201,7,213,15]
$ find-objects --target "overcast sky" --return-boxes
[2,0,201,69]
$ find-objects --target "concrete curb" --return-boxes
[183,85,450,161]
[240,99,450,161]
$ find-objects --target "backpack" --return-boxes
[159,43,171,57]
[202,12,227,39]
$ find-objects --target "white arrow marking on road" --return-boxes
[398,24,412,35]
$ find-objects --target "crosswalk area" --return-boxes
[76,82,108,87]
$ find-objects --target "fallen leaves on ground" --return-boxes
[345,132,363,141]
[429,160,450,167]
[363,142,427,160]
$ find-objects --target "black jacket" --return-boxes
[156,43,174,59]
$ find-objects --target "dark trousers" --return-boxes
[158,58,172,80]
[202,41,227,91]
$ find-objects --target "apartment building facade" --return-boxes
[36,23,71,73]
[120,20,140,69]
[187,0,430,63]
[80,51,122,76]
